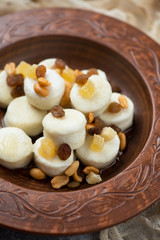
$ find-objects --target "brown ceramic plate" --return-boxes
[0,8,160,235]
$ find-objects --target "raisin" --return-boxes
[54,58,66,70]
[87,68,98,77]
[107,102,121,113]
[51,105,65,118]
[11,85,25,98]
[75,74,88,85]
[88,126,103,135]
[109,124,121,133]
[7,74,24,87]
[110,82,121,93]
[94,117,106,128]
[36,65,46,78]
[57,143,71,160]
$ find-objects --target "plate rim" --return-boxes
[0,7,160,235]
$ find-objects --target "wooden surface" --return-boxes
[0,8,160,235]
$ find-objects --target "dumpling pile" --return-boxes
[0,58,134,189]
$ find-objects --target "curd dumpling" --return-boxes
[70,75,112,116]
[24,68,65,110]
[34,137,74,177]
[76,128,120,169]
[4,96,47,136]
[0,127,33,169]
[99,93,134,131]
[43,109,87,149]
[0,70,13,108]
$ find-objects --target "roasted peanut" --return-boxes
[38,77,51,86]
[83,166,100,175]
[67,181,80,188]
[51,175,69,189]
[4,62,16,75]
[73,171,82,182]
[118,132,126,150]
[34,82,49,97]
[86,172,102,185]
[30,168,46,180]
[118,95,128,109]
[60,81,72,107]
[65,161,79,177]
[88,112,95,124]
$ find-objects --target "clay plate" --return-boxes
[0,8,160,235]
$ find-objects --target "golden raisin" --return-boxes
[36,65,46,78]
[6,74,24,87]
[11,85,25,98]
[38,138,56,160]
[90,134,104,152]
[51,105,65,118]
[57,143,71,160]
[79,80,95,99]
[107,102,121,113]
[54,58,66,70]
[75,74,88,85]
[87,68,98,77]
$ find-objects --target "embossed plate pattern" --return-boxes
[0,8,160,235]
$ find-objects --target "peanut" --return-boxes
[30,168,46,180]
[51,175,69,189]
[60,81,72,107]
[34,82,49,97]
[4,62,16,75]
[83,166,100,175]
[65,161,79,177]
[67,181,80,188]
[73,171,82,183]
[88,112,95,124]
[118,132,126,150]
[38,77,51,86]
[118,95,128,109]
[86,172,102,185]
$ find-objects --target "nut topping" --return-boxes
[83,166,100,175]
[4,62,16,75]
[38,77,51,86]
[88,112,95,124]
[86,172,102,185]
[30,168,46,180]
[118,94,128,109]
[65,161,79,177]
[51,105,65,118]
[57,143,71,160]
[36,65,46,78]
[118,132,126,151]
[67,181,80,188]
[73,171,82,182]
[51,175,69,189]
[34,82,49,97]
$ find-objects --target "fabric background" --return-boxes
[0,0,160,239]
